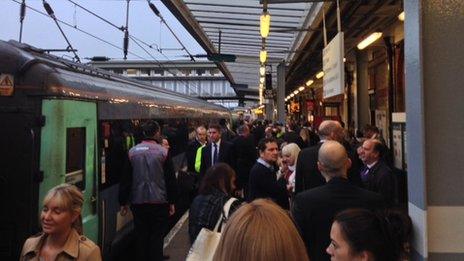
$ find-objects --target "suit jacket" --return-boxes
[247,161,289,209]
[295,142,324,194]
[362,160,396,207]
[292,177,385,261]
[200,140,235,177]
[295,141,362,194]
[231,135,257,188]
[185,139,202,173]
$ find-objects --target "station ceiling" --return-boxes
[162,0,402,98]
[161,0,321,97]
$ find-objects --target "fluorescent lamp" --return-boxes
[260,12,271,38]
[316,71,324,79]
[298,86,305,91]
[357,32,383,50]
[260,50,267,63]
[260,66,266,76]
[398,11,405,21]
[306,79,314,86]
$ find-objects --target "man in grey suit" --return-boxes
[292,141,384,261]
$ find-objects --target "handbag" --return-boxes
[186,197,238,261]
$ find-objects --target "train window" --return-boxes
[213,81,223,96]
[65,127,86,191]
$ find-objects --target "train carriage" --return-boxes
[0,40,230,260]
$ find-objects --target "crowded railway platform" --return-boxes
[1,0,464,260]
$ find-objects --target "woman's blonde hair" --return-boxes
[281,143,301,166]
[213,199,309,261]
[43,184,84,234]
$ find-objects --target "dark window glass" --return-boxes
[66,128,86,190]
[113,68,123,74]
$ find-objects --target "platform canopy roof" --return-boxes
[161,0,322,98]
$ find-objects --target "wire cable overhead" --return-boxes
[42,0,81,63]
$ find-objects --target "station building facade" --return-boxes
[91,60,239,109]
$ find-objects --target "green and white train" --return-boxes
[0,40,229,260]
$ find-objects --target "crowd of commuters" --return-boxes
[20,116,411,260]
[184,117,410,261]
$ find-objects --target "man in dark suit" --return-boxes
[295,120,362,194]
[230,124,257,197]
[292,141,384,261]
[185,126,207,173]
[199,123,235,178]
[247,137,289,209]
[359,139,396,207]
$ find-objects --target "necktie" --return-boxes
[213,143,218,165]
[361,166,370,182]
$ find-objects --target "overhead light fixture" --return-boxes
[260,11,271,38]
[260,66,266,76]
[293,90,299,95]
[260,50,267,63]
[357,32,383,50]
[259,83,264,89]
[343,57,346,63]
[306,79,314,86]
[259,77,265,84]
[316,71,324,79]
[298,86,305,91]
[290,93,294,97]
[398,11,405,21]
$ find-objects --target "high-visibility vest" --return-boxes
[194,145,205,173]
[125,135,135,151]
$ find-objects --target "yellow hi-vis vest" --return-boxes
[194,145,205,173]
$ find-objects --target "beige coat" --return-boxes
[20,229,101,261]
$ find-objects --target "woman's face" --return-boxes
[326,222,366,261]
[281,153,295,166]
[41,197,77,235]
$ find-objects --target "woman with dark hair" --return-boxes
[327,208,412,261]
[188,163,242,244]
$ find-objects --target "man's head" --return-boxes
[317,140,351,181]
[363,125,380,139]
[237,124,250,137]
[318,120,344,142]
[258,137,279,164]
[359,139,383,165]
[141,120,161,140]
[208,123,222,143]
[196,126,207,144]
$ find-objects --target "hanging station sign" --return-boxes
[322,32,345,99]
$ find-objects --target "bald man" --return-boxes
[359,139,396,207]
[186,126,207,173]
[295,120,362,194]
[292,141,384,261]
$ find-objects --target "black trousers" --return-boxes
[131,203,169,261]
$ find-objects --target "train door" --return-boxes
[0,110,40,259]
[39,99,99,241]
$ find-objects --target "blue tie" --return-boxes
[361,166,370,182]
[213,143,218,165]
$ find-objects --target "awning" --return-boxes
[161,0,322,97]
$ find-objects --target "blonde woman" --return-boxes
[213,199,309,261]
[20,184,101,261]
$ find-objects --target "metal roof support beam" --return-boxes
[161,0,236,86]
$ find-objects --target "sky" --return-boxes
[0,0,206,61]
